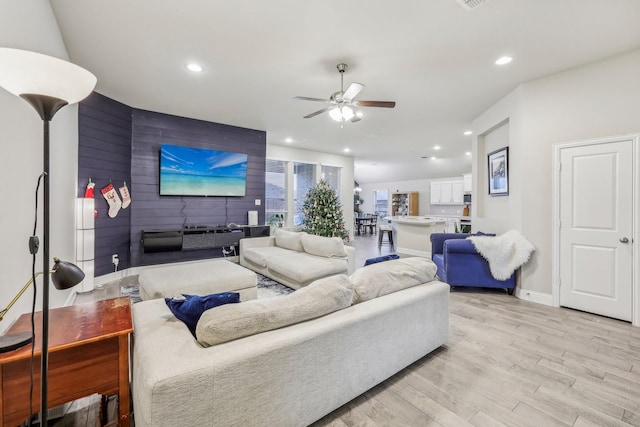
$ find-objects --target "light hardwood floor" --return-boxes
[76,231,640,427]
[312,234,640,426]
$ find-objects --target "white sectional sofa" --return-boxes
[131,257,449,427]
[239,229,356,289]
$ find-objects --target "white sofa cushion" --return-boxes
[196,274,354,346]
[242,246,292,267]
[274,229,305,251]
[300,233,347,258]
[350,257,438,304]
[267,252,348,284]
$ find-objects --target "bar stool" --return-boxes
[378,225,394,248]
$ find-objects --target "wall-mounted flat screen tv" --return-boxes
[160,144,248,196]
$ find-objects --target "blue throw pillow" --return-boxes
[165,292,240,336]
[364,254,400,266]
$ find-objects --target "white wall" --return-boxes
[0,2,80,333]
[472,48,640,296]
[266,144,355,238]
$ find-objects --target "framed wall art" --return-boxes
[487,147,508,196]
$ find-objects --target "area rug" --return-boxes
[120,284,141,304]
[120,273,293,303]
[256,274,294,298]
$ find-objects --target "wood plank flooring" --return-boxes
[311,288,640,427]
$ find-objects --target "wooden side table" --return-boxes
[0,297,133,427]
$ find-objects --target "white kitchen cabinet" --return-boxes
[463,173,472,194]
[430,179,464,205]
[452,180,464,204]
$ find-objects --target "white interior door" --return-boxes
[559,139,633,321]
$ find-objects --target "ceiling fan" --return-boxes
[294,63,396,124]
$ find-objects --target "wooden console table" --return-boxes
[0,297,133,427]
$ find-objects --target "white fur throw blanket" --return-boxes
[468,230,535,280]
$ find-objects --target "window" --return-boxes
[266,159,344,228]
[293,162,316,226]
[265,159,286,224]
[321,165,341,196]
[374,189,389,218]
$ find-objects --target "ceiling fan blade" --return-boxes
[303,106,333,118]
[293,96,332,103]
[353,100,396,108]
[342,82,365,101]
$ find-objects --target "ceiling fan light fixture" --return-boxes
[342,106,355,121]
[329,105,355,122]
[329,107,342,121]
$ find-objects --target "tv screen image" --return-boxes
[160,144,248,196]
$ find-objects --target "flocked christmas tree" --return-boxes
[303,180,348,240]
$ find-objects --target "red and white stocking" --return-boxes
[101,182,122,218]
[119,182,131,209]
[84,179,98,217]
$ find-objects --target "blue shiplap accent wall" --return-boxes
[129,110,266,267]
[78,96,267,274]
[78,92,132,276]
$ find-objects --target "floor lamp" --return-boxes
[0,48,96,425]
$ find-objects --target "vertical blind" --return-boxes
[265,159,286,223]
[321,165,341,195]
[293,162,316,225]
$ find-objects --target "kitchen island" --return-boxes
[387,216,446,257]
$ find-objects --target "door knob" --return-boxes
[619,237,629,243]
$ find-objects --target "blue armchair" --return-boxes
[430,233,515,294]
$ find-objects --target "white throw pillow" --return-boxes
[196,274,354,346]
[300,233,347,258]
[349,257,438,304]
[274,229,305,251]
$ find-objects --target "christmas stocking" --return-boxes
[101,182,122,218]
[84,180,95,198]
[119,182,131,209]
[84,179,98,218]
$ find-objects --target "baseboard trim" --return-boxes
[516,288,553,306]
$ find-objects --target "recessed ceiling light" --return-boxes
[464,130,472,135]
[434,145,441,150]
[431,156,437,160]
[344,148,350,153]
[465,151,472,156]
[285,137,293,143]
[186,63,203,72]
[495,56,513,66]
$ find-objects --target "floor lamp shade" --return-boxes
[76,198,95,292]
[0,47,95,426]
[0,48,97,106]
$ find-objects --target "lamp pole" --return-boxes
[20,94,68,426]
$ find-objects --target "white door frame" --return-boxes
[552,133,639,327]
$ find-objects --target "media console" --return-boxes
[142,225,270,253]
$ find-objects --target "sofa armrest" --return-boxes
[239,236,276,266]
[443,238,478,255]
[345,245,356,275]
[240,236,275,249]
[430,233,469,256]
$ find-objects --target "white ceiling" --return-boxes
[50,0,640,184]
